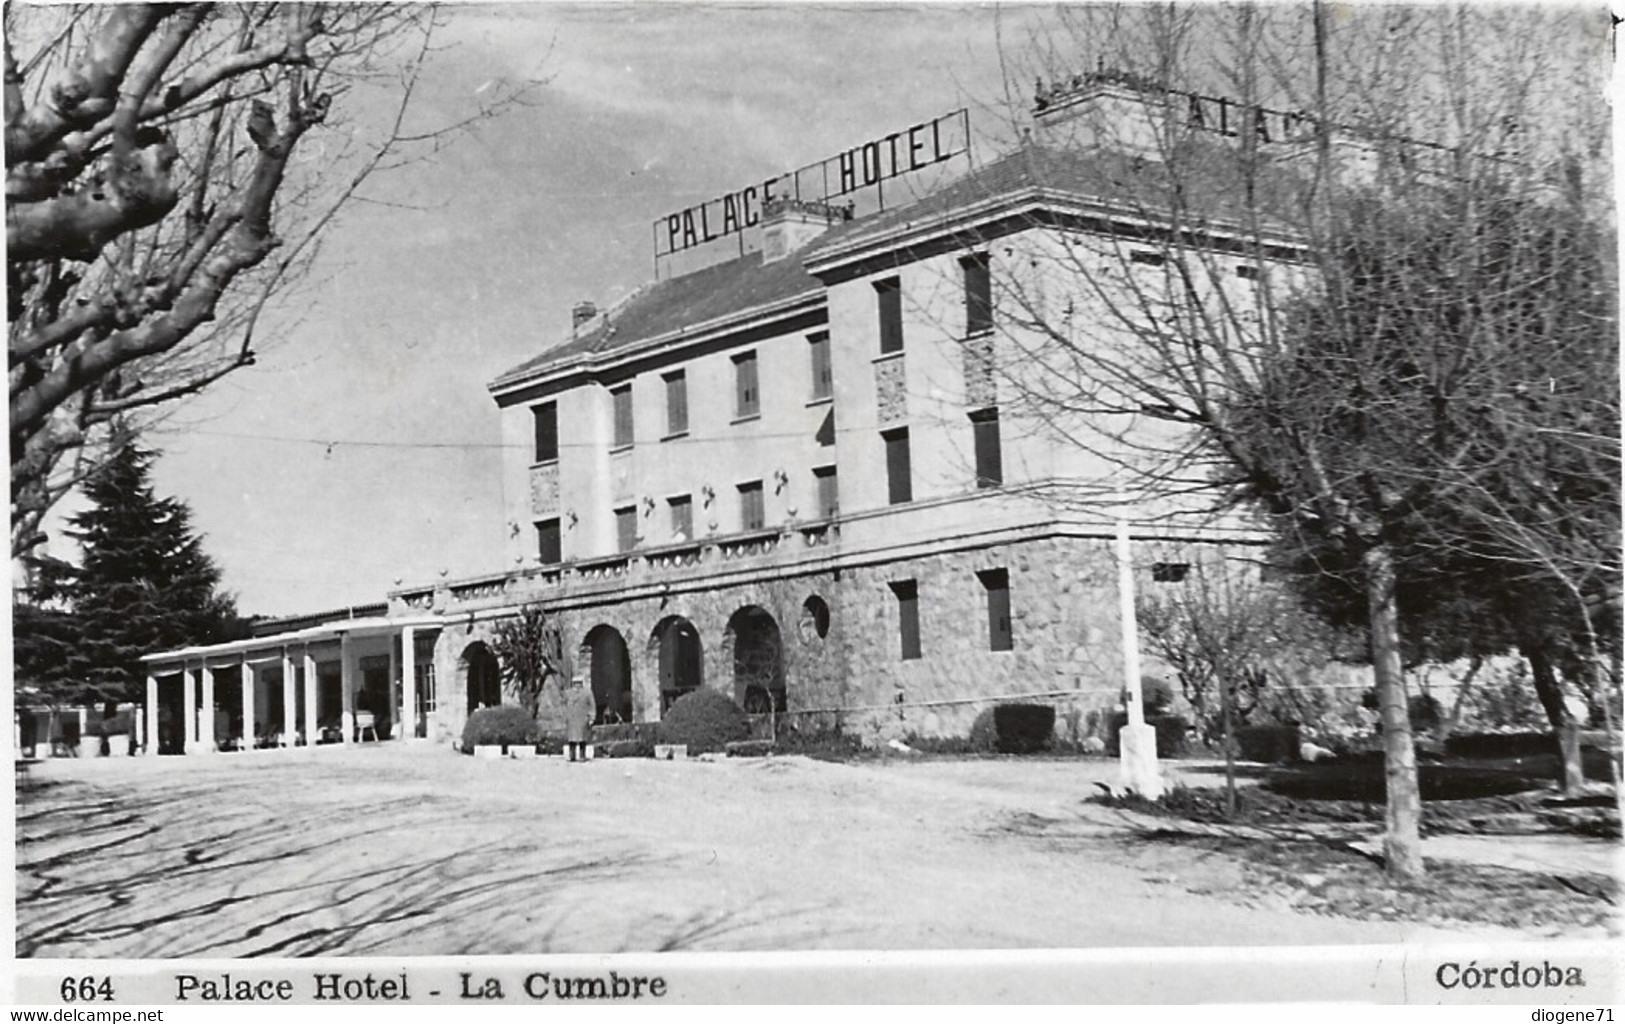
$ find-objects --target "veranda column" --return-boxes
[303,646,319,746]
[182,664,199,754]
[240,659,255,752]
[401,626,418,742]
[387,630,399,740]
[281,649,297,747]
[145,674,159,755]
[199,664,217,752]
[339,632,356,744]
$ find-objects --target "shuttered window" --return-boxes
[979,568,1013,651]
[808,331,832,400]
[883,427,912,504]
[734,351,759,419]
[738,480,765,531]
[664,370,688,436]
[891,580,921,660]
[876,277,903,354]
[536,518,561,564]
[611,385,633,448]
[970,407,1003,488]
[614,505,637,552]
[668,495,693,541]
[532,402,558,463]
[814,465,839,519]
[962,253,992,335]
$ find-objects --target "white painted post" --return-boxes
[281,649,297,748]
[302,647,318,747]
[401,626,418,742]
[145,674,159,755]
[387,629,399,740]
[183,665,199,754]
[199,665,216,752]
[240,660,255,752]
[1116,519,1163,798]
[339,632,355,744]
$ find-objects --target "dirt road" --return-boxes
[14,745,1600,957]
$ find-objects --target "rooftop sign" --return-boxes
[653,109,971,262]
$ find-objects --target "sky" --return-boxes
[126,3,1050,617]
[50,2,1608,619]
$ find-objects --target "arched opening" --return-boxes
[462,641,503,714]
[799,594,831,642]
[727,606,785,714]
[581,625,633,725]
[649,616,703,715]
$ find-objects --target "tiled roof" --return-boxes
[494,139,1301,391]
[491,250,820,389]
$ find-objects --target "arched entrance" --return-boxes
[649,616,703,715]
[581,625,633,724]
[462,641,503,713]
[727,606,785,714]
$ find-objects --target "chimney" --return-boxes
[1031,68,1169,156]
[761,198,850,263]
[571,301,598,335]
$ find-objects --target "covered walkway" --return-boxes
[139,613,441,755]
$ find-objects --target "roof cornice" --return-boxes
[488,286,825,404]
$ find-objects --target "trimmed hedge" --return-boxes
[656,688,750,754]
[992,704,1055,754]
[1106,712,1189,757]
[462,705,540,751]
[1233,723,1301,764]
[1444,731,1560,759]
[592,722,661,746]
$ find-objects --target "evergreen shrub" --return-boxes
[993,704,1056,753]
[656,688,749,754]
[461,705,540,752]
[1233,723,1302,763]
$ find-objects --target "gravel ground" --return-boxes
[14,745,1615,957]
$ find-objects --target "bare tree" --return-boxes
[7,3,542,556]
[987,3,1612,877]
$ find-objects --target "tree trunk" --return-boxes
[1363,543,1424,879]
[1519,637,1585,793]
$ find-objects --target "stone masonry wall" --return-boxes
[427,533,1128,748]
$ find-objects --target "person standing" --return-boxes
[565,676,594,762]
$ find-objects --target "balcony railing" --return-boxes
[416,521,843,611]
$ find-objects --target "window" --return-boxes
[611,385,633,448]
[738,480,765,531]
[668,495,693,542]
[876,277,903,354]
[883,427,912,505]
[1236,264,1260,281]
[891,580,921,660]
[532,402,558,463]
[808,331,832,400]
[614,505,637,552]
[663,370,688,436]
[733,351,759,419]
[813,465,839,519]
[979,568,1013,652]
[1152,562,1191,583]
[962,253,992,335]
[536,518,561,564]
[1130,250,1166,266]
[970,408,1003,488]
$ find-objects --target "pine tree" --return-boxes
[52,445,250,703]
